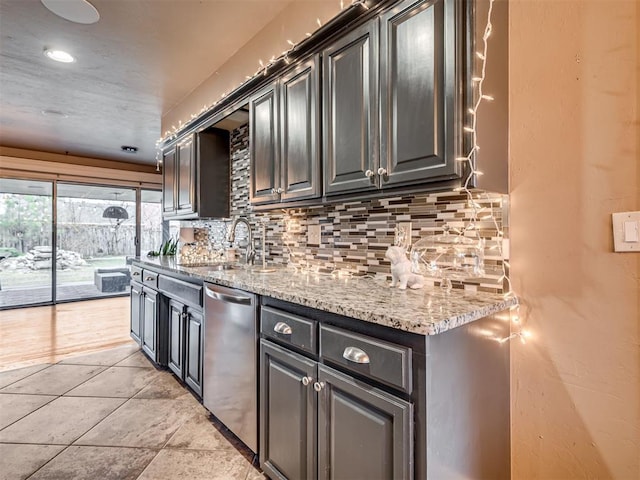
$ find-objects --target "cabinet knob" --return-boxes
[313,381,325,392]
[364,169,374,178]
[276,187,283,194]
[301,376,313,386]
[271,188,276,194]
[377,167,388,176]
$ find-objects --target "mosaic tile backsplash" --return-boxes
[177,124,507,293]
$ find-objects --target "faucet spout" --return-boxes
[228,217,255,266]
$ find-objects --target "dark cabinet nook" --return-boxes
[162,128,230,220]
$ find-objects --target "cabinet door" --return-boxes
[177,134,195,214]
[260,340,317,480]
[323,20,379,195]
[130,282,143,345]
[184,307,203,397]
[280,55,321,202]
[141,288,158,362]
[250,83,280,204]
[380,0,458,186]
[317,364,413,480]
[162,146,177,216]
[168,299,185,379]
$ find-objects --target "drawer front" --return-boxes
[261,307,317,354]
[158,275,202,308]
[320,325,412,394]
[131,265,143,282]
[142,270,159,288]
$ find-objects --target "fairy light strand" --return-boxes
[456,0,526,344]
[156,0,370,165]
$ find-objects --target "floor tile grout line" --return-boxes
[0,363,53,390]
[0,393,58,432]
[25,444,71,480]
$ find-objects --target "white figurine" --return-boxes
[385,246,424,290]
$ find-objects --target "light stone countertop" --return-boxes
[134,257,517,336]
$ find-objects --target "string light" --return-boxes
[155,0,371,160]
[453,0,525,344]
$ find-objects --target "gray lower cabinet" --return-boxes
[167,298,204,398]
[317,364,412,480]
[141,287,159,362]
[168,299,185,379]
[260,339,411,480]
[260,340,316,480]
[130,281,143,345]
[184,307,203,396]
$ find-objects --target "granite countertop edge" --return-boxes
[133,257,517,336]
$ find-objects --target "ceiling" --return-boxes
[0,0,291,166]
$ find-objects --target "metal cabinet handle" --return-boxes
[301,376,313,386]
[313,381,325,392]
[145,276,154,281]
[132,271,140,276]
[364,169,374,178]
[342,346,370,364]
[273,321,292,335]
[377,167,388,176]
[205,287,252,305]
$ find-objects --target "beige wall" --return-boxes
[162,0,344,132]
[509,0,639,478]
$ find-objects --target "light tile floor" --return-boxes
[0,344,265,480]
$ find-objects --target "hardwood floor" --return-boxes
[0,297,135,371]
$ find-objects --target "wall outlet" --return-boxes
[395,222,412,249]
[308,224,321,246]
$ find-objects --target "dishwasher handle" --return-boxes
[205,286,252,306]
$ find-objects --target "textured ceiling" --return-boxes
[0,0,291,165]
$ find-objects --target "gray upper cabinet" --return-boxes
[162,147,177,216]
[322,20,379,195]
[162,129,230,220]
[317,364,413,480]
[250,83,280,204]
[176,135,195,213]
[379,0,458,187]
[280,56,321,202]
[250,55,321,205]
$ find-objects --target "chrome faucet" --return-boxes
[228,217,255,265]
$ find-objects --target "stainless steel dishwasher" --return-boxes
[203,282,258,452]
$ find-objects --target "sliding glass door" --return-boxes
[0,178,162,308]
[0,178,54,308]
[56,183,137,302]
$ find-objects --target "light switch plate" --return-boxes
[612,211,640,252]
[308,224,321,246]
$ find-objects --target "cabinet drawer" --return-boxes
[320,325,412,394]
[131,265,143,282]
[142,270,158,288]
[158,275,202,308]
[261,307,317,355]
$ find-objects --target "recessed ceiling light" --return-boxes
[42,109,69,118]
[44,49,75,63]
[121,146,138,153]
[41,0,100,24]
